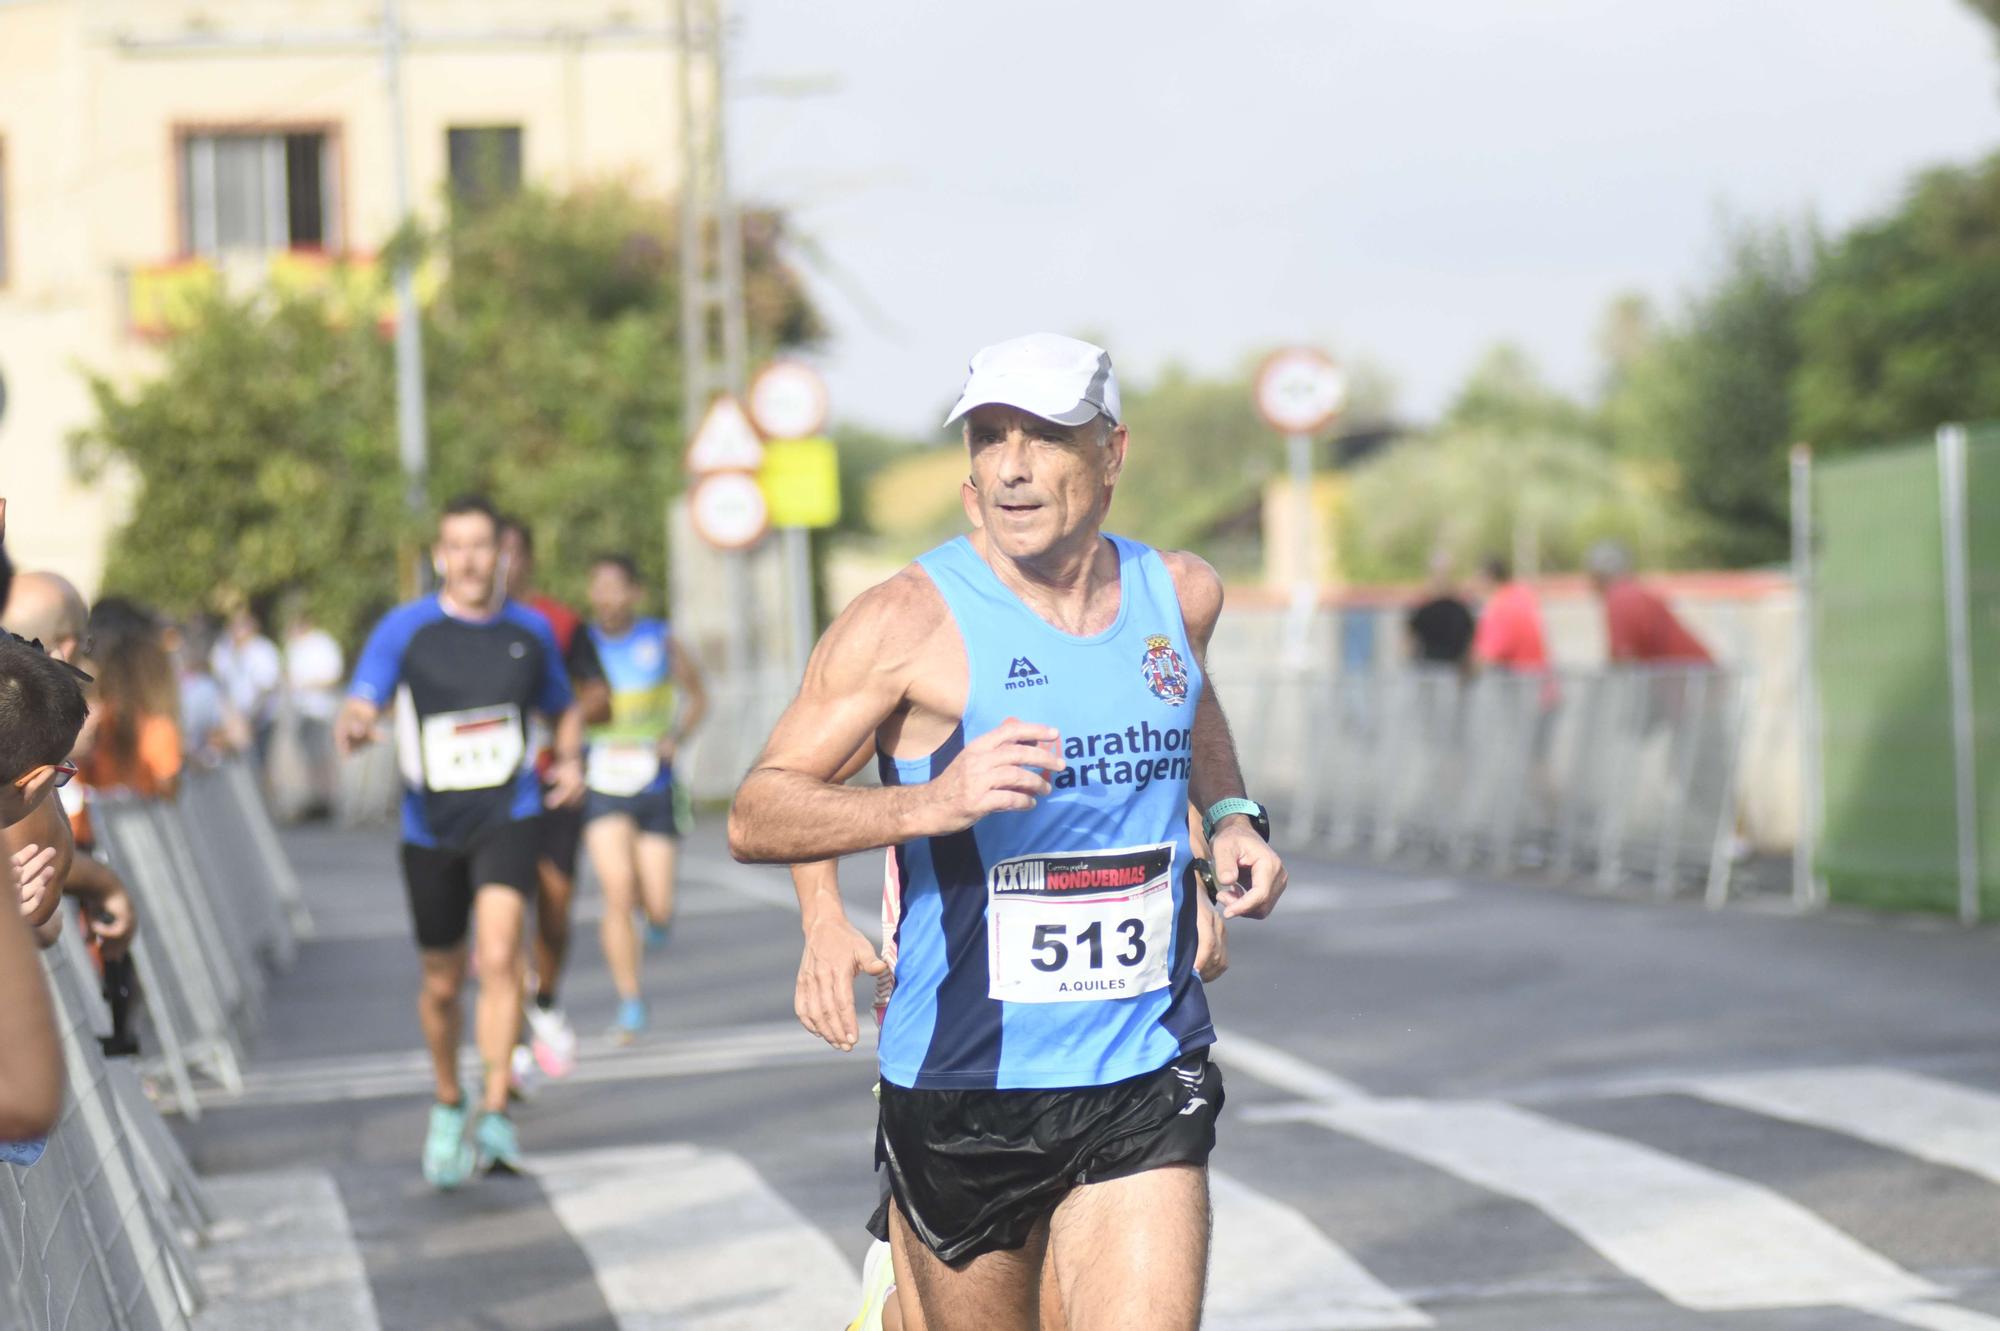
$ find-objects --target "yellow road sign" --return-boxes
[759,436,841,529]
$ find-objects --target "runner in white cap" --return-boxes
[735,332,1284,1331]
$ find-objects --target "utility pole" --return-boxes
[675,0,756,675]
[382,0,429,595]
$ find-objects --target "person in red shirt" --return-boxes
[1471,557,1550,673]
[498,518,612,1084]
[1586,542,1712,665]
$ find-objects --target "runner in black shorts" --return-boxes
[338,495,585,1190]
[732,335,1287,1330]
[582,554,706,1044]
[498,516,610,1082]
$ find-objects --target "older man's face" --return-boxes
[961,404,1126,562]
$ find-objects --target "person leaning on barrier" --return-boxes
[1585,540,1713,666]
[2,573,143,963]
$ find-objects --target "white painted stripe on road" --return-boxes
[193,1169,380,1331]
[1273,881,1463,914]
[534,1143,855,1331]
[1206,1169,1431,1329]
[200,1020,854,1110]
[1686,1067,2000,1188]
[1214,1028,1372,1105]
[1873,1302,2000,1331]
[1292,1099,1938,1312]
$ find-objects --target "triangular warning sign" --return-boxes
[686,396,765,474]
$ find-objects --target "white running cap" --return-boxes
[943,333,1121,429]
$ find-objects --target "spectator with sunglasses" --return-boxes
[0,628,91,1148]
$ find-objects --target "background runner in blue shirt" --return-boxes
[338,495,585,1190]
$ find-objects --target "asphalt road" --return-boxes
[173,820,2000,1331]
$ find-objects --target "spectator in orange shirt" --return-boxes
[1471,556,1550,673]
[77,598,183,800]
[1586,541,1712,665]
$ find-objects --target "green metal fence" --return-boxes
[1814,425,1999,916]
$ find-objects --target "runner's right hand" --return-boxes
[923,717,1062,834]
[334,699,380,755]
[795,912,890,1052]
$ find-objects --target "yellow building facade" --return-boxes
[0,0,686,592]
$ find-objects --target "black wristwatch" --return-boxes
[1203,798,1270,843]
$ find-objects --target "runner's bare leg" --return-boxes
[890,1200,1043,1331]
[637,832,677,929]
[1047,1163,1207,1331]
[417,946,466,1105]
[585,815,643,999]
[470,885,526,1113]
[532,857,574,1002]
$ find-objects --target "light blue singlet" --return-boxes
[877,533,1215,1091]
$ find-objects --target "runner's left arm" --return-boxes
[1164,551,1288,920]
[664,638,708,760]
[564,628,613,728]
[532,620,587,808]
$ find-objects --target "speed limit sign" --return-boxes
[1254,348,1346,436]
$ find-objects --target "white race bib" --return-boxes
[986,843,1175,1004]
[418,704,525,792]
[586,740,661,797]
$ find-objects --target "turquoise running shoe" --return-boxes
[610,996,647,1045]
[422,1100,474,1191]
[643,919,671,951]
[473,1110,524,1175]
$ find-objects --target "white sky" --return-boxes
[733,0,2000,437]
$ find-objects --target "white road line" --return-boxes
[199,1021,849,1110]
[1684,1067,2000,1188]
[193,1170,380,1331]
[1271,881,1463,914]
[1222,1043,2000,1322]
[534,1143,855,1331]
[1214,1028,1372,1104]
[1206,1169,1431,1330]
[1291,1099,1938,1312]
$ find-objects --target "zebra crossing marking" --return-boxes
[193,1170,380,1331]
[1284,1098,1941,1312]
[1206,1169,1432,1329]
[1218,1032,2000,1323]
[1685,1066,2000,1188]
[533,1143,856,1330]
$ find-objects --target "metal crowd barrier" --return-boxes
[88,756,313,1115]
[1250,664,1750,902]
[1,934,212,1330]
[2,753,305,1327]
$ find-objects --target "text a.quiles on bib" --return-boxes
[985,842,1175,1004]
[418,704,527,792]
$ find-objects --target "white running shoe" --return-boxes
[508,1043,541,1099]
[526,1004,578,1079]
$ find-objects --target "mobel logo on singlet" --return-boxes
[1005,656,1048,690]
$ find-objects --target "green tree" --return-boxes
[1603,222,1813,566]
[1791,155,2000,450]
[1444,342,1598,440]
[76,186,822,644]
[1339,429,1684,583]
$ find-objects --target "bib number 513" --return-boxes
[1029,919,1147,972]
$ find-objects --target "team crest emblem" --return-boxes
[1140,634,1190,706]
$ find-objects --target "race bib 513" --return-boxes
[986,842,1175,1004]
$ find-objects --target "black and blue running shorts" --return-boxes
[870,1051,1223,1264]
